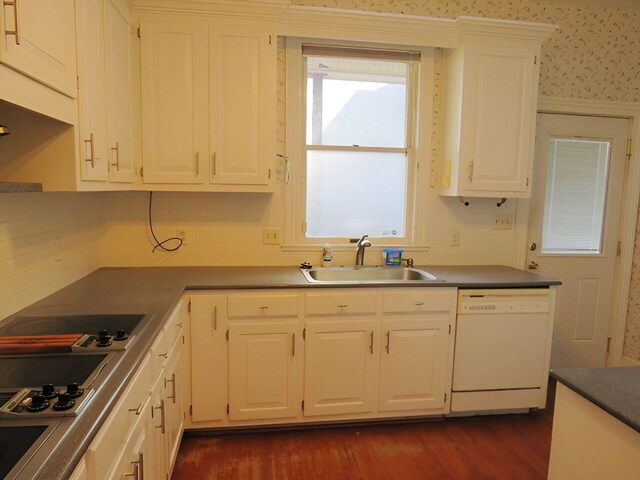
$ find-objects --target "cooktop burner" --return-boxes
[0,314,144,337]
[0,425,48,479]
[0,354,108,389]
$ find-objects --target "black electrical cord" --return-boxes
[148,191,183,253]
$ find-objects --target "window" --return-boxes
[286,40,429,246]
[541,138,611,254]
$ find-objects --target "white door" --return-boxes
[379,318,449,412]
[228,322,300,421]
[527,114,629,368]
[304,320,378,416]
[0,0,76,97]
[140,21,208,184]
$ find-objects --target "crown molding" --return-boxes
[132,0,289,19]
[455,16,558,43]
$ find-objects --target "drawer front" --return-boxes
[382,290,453,314]
[150,327,167,375]
[164,299,185,350]
[227,294,299,318]
[305,292,377,316]
[86,354,151,480]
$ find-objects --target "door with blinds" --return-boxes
[526,114,629,369]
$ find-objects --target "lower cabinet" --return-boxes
[80,301,185,480]
[303,320,379,417]
[228,322,301,421]
[188,288,457,428]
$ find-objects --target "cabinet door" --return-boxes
[190,295,228,423]
[0,0,76,97]
[164,335,184,475]
[379,318,450,412]
[140,21,208,184]
[104,0,135,183]
[304,320,378,416]
[228,322,300,421]
[210,26,275,186]
[147,372,168,480]
[463,46,536,195]
[76,0,108,182]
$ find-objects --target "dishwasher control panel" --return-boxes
[458,289,550,314]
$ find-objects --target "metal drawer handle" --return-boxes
[110,142,120,171]
[414,301,424,306]
[3,0,20,45]
[84,133,95,167]
[369,331,374,354]
[338,304,348,308]
[158,351,168,358]
[385,331,390,354]
[165,374,176,403]
[124,459,140,480]
[153,400,165,433]
[128,402,143,415]
[292,333,296,357]
[212,305,218,333]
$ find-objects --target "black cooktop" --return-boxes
[0,314,145,336]
[0,354,107,389]
[0,425,47,478]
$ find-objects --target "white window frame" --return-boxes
[283,38,435,250]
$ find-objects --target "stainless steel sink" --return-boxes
[301,266,444,284]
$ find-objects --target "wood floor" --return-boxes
[173,385,555,480]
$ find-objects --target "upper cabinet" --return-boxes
[439,19,555,199]
[139,18,277,191]
[0,0,77,98]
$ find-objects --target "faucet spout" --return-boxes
[355,234,372,266]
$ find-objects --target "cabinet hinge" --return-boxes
[268,34,272,45]
[444,393,447,402]
[301,400,304,411]
[188,299,192,313]
[526,177,530,187]
[448,325,451,334]
[76,75,80,90]
[268,168,272,179]
[226,330,229,341]
[606,337,612,353]
[226,404,230,414]
[534,55,537,65]
[182,335,185,344]
[617,241,622,257]
[140,166,144,178]
[303,328,306,339]
[627,138,633,158]
[189,405,192,416]
[137,26,141,38]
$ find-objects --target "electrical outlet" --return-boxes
[263,227,281,245]
[449,229,460,247]
[493,214,514,230]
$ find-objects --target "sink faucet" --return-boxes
[355,235,372,266]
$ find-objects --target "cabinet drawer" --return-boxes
[227,294,299,318]
[86,354,151,480]
[163,299,185,350]
[382,290,453,314]
[305,292,377,316]
[150,327,166,375]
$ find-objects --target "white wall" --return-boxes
[0,192,104,320]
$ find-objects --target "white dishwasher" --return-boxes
[451,288,554,413]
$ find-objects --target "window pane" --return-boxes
[305,56,407,148]
[306,150,407,238]
[541,138,611,254]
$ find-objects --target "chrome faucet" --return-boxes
[355,234,372,266]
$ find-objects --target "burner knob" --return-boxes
[42,384,58,399]
[66,383,84,399]
[116,329,127,340]
[53,393,75,411]
[98,330,109,339]
[96,330,112,347]
[27,394,50,412]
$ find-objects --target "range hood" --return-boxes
[0,121,43,193]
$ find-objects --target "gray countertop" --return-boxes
[2,265,559,479]
[551,367,640,434]
[0,181,43,193]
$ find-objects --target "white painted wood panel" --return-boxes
[140,21,208,184]
[379,317,449,412]
[305,291,378,316]
[228,322,300,420]
[304,320,378,416]
[210,26,275,185]
[227,293,299,318]
[0,0,76,97]
[382,290,452,314]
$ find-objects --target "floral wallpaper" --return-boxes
[291,0,640,362]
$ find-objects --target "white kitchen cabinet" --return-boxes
[441,43,539,198]
[163,335,184,475]
[147,371,168,480]
[210,26,276,186]
[0,0,77,97]
[304,319,379,416]
[190,295,228,423]
[139,20,208,185]
[228,321,301,421]
[379,318,450,412]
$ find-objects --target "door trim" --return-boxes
[514,96,640,367]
